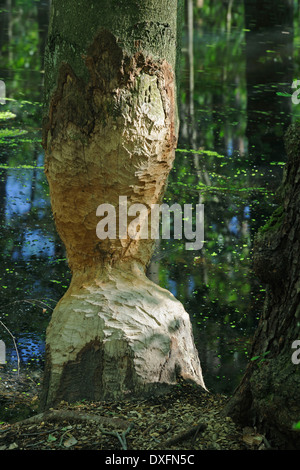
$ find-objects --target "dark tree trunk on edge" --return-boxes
[225,123,300,449]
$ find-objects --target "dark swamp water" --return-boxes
[0,1,300,399]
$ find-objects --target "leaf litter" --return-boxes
[0,369,272,451]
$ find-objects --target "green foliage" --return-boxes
[0,111,16,120]
[0,127,28,140]
[258,205,284,234]
[0,0,41,74]
[250,351,270,366]
[293,421,300,431]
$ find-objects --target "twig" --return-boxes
[0,298,55,312]
[100,422,135,450]
[263,435,272,449]
[59,429,72,447]
[25,440,46,448]
[0,297,55,376]
[159,424,174,436]
[141,422,155,436]
[191,422,203,446]
[22,428,57,437]
[159,422,207,448]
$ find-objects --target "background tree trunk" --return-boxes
[225,123,300,449]
[40,0,206,409]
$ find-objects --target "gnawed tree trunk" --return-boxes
[225,123,300,449]
[40,0,206,408]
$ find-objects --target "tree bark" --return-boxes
[225,123,300,449]
[40,0,206,409]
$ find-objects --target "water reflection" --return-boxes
[0,2,299,394]
[9,332,45,367]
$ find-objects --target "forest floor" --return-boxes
[0,368,269,452]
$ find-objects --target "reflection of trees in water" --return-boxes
[0,0,67,375]
[159,183,265,389]
[158,0,292,392]
[0,0,50,98]
[244,0,294,165]
[0,159,68,351]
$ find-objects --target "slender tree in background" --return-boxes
[36,0,51,68]
[40,0,206,408]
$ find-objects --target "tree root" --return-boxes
[159,422,207,448]
[100,423,135,450]
[10,409,129,430]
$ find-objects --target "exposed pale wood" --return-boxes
[41,4,206,408]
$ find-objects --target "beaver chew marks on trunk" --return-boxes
[41,31,206,408]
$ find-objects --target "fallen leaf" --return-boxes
[8,442,18,450]
[63,435,78,448]
[242,433,264,447]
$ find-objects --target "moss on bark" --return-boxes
[44,0,183,119]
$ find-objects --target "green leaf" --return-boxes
[276,92,292,97]
[251,351,270,362]
[47,434,57,442]
[293,421,300,431]
[250,355,260,361]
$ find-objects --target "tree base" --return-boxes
[40,264,206,409]
[225,353,300,449]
